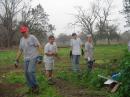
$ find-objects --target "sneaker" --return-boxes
[32,85,39,94]
[25,88,33,94]
[48,79,55,85]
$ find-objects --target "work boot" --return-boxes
[32,85,39,94]
[48,78,55,85]
[25,88,33,94]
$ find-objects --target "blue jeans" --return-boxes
[86,59,93,72]
[72,55,80,72]
[24,57,38,88]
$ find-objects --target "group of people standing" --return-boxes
[70,33,94,73]
[14,24,94,94]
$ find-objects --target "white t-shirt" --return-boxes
[70,38,82,55]
[19,34,40,60]
[44,42,57,64]
[128,40,130,46]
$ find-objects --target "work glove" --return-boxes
[70,50,72,58]
[81,49,84,56]
[14,59,19,68]
[36,55,43,64]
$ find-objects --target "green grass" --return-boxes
[1,71,61,97]
[0,50,16,66]
[0,45,127,97]
[95,45,126,64]
[0,45,126,66]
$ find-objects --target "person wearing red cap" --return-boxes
[15,24,43,94]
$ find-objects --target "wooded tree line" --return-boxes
[0,0,130,47]
[0,0,55,48]
[56,31,130,46]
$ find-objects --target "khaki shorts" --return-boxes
[45,63,54,70]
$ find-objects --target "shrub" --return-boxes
[114,51,130,97]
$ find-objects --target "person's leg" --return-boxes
[75,55,80,72]
[28,58,39,93]
[87,60,93,72]
[72,55,77,72]
[46,70,55,85]
[28,58,38,86]
[46,70,52,79]
[24,59,35,94]
[49,70,53,79]
[45,63,54,85]
[24,60,32,88]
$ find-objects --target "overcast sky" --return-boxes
[31,0,125,36]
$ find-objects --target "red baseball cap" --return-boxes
[20,25,29,33]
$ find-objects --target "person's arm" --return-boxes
[79,38,84,56]
[14,49,23,68]
[78,32,83,38]
[79,38,83,48]
[45,51,55,56]
[15,38,23,68]
[85,43,91,61]
[16,49,22,60]
[44,44,54,56]
[70,39,73,58]
[37,44,44,55]
[32,35,44,55]
[70,39,73,50]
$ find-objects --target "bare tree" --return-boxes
[21,4,55,43]
[57,33,70,45]
[73,4,99,44]
[0,1,55,47]
[0,24,8,47]
[72,0,119,45]
[0,0,24,47]
[96,0,117,44]
[123,0,130,26]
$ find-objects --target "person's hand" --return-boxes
[48,52,54,56]
[70,50,72,58]
[14,59,19,68]
[81,49,84,56]
[36,55,43,64]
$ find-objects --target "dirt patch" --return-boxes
[0,64,24,97]
[0,83,23,97]
[0,65,14,73]
[0,65,23,74]
[54,78,106,97]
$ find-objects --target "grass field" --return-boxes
[0,45,127,97]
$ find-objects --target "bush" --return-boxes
[114,51,130,97]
